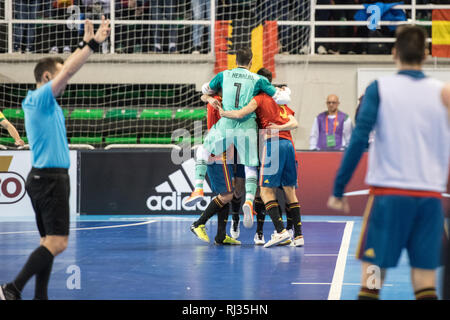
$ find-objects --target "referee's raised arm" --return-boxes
[51,16,111,97]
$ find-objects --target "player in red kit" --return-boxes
[219,68,304,248]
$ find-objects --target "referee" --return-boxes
[0,17,110,300]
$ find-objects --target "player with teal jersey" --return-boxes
[184,48,291,230]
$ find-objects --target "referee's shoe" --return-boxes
[0,284,21,300]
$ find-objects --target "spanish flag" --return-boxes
[214,20,278,77]
[432,9,450,58]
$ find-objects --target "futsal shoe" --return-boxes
[184,189,204,207]
[215,235,241,245]
[263,229,291,248]
[290,235,305,247]
[274,230,292,246]
[230,219,240,239]
[242,200,254,228]
[254,232,265,245]
[190,224,210,243]
[0,284,21,300]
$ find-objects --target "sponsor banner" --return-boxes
[80,150,214,215]
[0,150,78,218]
[79,150,450,216]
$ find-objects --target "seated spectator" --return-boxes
[309,94,353,150]
[13,0,38,53]
[315,0,358,55]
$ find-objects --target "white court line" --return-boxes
[328,221,354,300]
[0,220,156,235]
[292,282,393,287]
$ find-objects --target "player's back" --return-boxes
[254,92,295,145]
[367,72,450,192]
[221,68,261,113]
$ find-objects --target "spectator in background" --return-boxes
[116,0,149,53]
[191,0,212,54]
[257,0,307,55]
[13,0,38,53]
[309,94,353,150]
[150,0,177,53]
[49,0,83,54]
[316,0,359,55]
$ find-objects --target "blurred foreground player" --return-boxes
[0,17,111,300]
[328,25,450,300]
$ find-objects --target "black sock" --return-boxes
[357,287,380,300]
[231,195,242,214]
[285,207,293,230]
[287,202,302,237]
[232,213,240,223]
[194,196,224,227]
[34,258,54,300]
[9,246,54,294]
[215,203,230,243]
[255,197,265,234]
[415,287,438,300]
[264,200,285,233]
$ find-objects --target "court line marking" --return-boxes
[328,221,354,300]
[0,220,156,235]
[292,282,393,287]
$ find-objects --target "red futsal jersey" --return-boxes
[253,93,296,148]
[206,96,222,130]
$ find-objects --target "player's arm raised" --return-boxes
[219,98,258,119]
[51,17,110,97]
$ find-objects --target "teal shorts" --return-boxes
[203,117,259,167]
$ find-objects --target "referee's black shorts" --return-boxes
[25,167,70,237]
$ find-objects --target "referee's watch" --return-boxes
[77,40,87,50]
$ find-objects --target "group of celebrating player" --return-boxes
[183,48,304,248]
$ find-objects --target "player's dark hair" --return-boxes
[257,68,272,83]
[236,48,253,66]
[34,57,64,83]
[394,25,427,65]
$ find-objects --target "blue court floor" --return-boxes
[0,214,444,300]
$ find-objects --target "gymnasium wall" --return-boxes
[2,54,450,149]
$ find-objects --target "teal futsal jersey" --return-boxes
[209,67,276,116]
[204,67,277,166]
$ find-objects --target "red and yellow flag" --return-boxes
[214,20,278,78]
[432,9,450,58]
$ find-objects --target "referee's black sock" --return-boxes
[264,200,285,233]
[34,258,54,300]
[194,196,224,227]
[215,203,230,243]
[8,245,54,294]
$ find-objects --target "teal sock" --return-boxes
[245,176,257,203]
[194,159,208,190]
